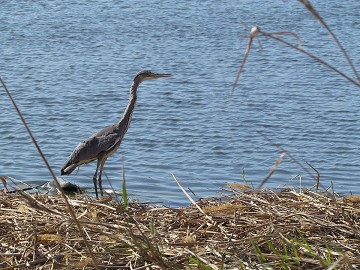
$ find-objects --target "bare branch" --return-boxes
[298,0,360,83]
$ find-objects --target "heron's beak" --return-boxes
[155,73,171,78]
[145,73,171,81]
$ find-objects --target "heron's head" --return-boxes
[134,70,171,83]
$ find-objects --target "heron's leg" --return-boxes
[93,159,101,199]
[98,157,107,197]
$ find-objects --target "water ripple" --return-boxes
[1,0,360,206]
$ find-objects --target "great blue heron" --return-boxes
[60,70,171,198]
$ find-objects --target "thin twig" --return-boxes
[256,152,287,190]
[298,0,360,83]
[172,174,213,222]
[232,24,360,95]
[257,131,316,181]
[103,171,121,204]
[231,26,259,95]
[0,77,99,269]
[305,161,320,192]
[259,30,360,88]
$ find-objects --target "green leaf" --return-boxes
[122,160,128,210]
[189,256,213,270]
[242,167,247,184]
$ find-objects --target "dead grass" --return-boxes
[0,186,359,269]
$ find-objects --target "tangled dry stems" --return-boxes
[0,186,359,269]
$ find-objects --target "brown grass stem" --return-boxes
[232,20,360,94]
[171,173,212,222]
[258,29,360,88]
[0,77,99,269]
[230,26,259,96]
[256,152,287,190]
[298,0,360,83]
[305,161,321,193]
[1,189,359,268]
[256,131,330,193]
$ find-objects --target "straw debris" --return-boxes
[0,187,359,269]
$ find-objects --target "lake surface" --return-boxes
[1,0,359,206]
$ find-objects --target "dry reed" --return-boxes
[0,185,359,269]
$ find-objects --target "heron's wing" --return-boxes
[62,125,120,173]
[74,126,120,162]
[94,130,121,154]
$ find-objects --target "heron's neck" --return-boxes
[116,81,139,128]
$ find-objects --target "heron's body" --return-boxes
[61,123,123,175]
[61,70,170,198]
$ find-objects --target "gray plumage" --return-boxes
[60,70,171,198]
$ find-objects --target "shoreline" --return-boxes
[1,187,359,269]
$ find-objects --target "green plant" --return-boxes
[241,167,247,185]
[189,256,213,270]
[122,160,128,210]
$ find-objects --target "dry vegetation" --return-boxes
[0,185,359,269]
[1,1,360,269]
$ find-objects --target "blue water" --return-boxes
[1,1,359,206]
